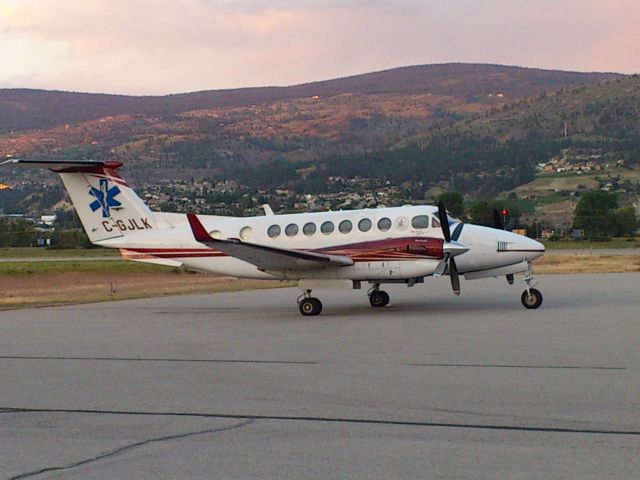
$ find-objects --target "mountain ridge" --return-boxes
[0,63,622,134]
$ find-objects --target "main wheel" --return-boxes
[521,288,543,309]
[369,290,390,308]
[299,297,323,316]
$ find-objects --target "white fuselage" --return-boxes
[99,205,545,282]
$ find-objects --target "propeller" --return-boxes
[434,202,468,295]
[492,209,504,230]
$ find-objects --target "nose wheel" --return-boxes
[297,290,323,316]
[521,288,543,309]
[368,285,390,307]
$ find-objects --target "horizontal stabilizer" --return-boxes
[2,159,123,173]
[119,248,183,268]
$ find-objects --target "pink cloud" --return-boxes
[0,0,638,94]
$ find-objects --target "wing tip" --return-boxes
[187,213,214,243]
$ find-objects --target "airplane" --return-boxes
[2,159,545,315]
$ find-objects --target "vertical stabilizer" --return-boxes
[2,160,157,243]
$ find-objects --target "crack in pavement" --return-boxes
[6,418,255,480]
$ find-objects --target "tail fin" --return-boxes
[2,159,157,243]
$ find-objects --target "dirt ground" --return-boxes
[534,254,640,274]
[0,272,288,309]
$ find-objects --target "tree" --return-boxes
[435,192,465,218]
[573,191,618,239]
[468,199,523,228]
[611,207,638,237]
[468,201,494,226]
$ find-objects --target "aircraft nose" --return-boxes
[523,236,545,260]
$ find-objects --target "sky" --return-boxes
[1,0,639,95]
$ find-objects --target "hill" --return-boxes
[0,64,621,183]
[0,63,619,134]
[313,76,640,196]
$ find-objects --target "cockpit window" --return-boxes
[411,215,430,229]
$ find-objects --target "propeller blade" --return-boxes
[449,257,460,295]
[451,222,464,241]
[433,254,448,277]
[492,209,504,230]
[438,201,451,242]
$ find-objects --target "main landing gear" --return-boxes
[297,290,323,316]
[296,284,392,316]
[520,262,543,309]
[368,284,390,308]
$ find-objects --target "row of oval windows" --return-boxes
[265,215,441,238]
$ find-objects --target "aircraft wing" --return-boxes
[187,213,354,271]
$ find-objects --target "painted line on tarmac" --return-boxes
[408,363,627,370]
[0,355,318,365]
[2,406,639,437]
[0,356,627,370]
[0,355,316,365]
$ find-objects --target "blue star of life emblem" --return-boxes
[89,178,122,218]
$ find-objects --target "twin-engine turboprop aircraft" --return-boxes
[3,159,546,315]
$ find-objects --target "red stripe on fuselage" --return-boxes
[126,236,444,262]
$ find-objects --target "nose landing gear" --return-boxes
[368,284,390,307]
[297,290,323,316]
[521,262,543,309]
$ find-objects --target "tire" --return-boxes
[299,297,322,316]
[369,290,390,308]
[521,288,543,309]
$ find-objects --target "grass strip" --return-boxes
[0,247,119,258]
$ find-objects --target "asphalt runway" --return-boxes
[0,273,639,479]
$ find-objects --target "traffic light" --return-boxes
[501,208,508,217]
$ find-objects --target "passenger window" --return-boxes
[285,223,298,237]
[377,217,392,231]
[321,221,334,235]
[267,225,281,238]
[339,220,353,234]
[358,218,372,232]
[432,217,441,228]
[239,226,252,240]
[412,215,429,229]
[303,222,316,236]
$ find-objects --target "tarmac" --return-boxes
[0,273,639,479]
